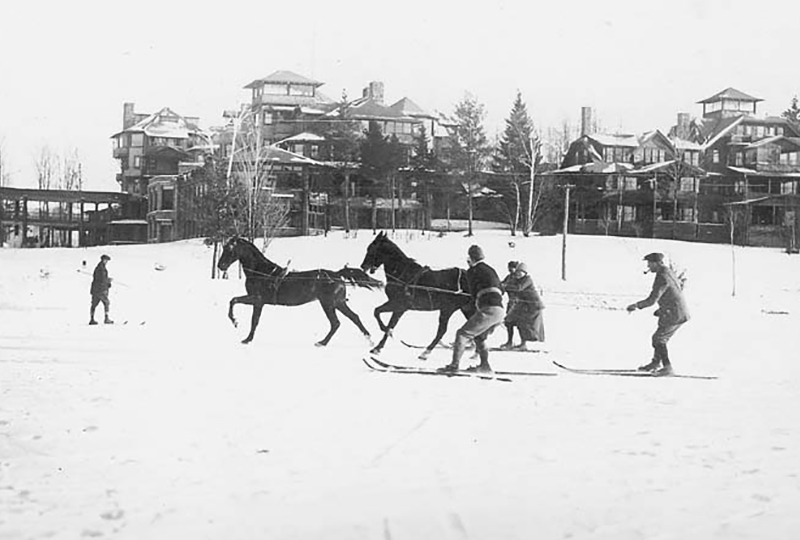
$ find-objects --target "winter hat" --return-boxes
[507,260,519,271]
[643,252,664,264]
[468,245,485,262]
[101,254,111,261]
[515,262,528,274]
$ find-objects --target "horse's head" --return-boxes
[217,237,243,271]
[360,231,393,274]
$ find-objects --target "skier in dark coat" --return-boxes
[439,245,504,374]
[626,252,689,375]
[501,262,545,349]
[90,254,113,325]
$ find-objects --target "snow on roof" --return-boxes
[671,138,703,151]
[588,133,640,148]
[112,107,201,140]
[275,132,326,144]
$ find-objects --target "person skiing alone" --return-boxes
[439,245,504,374]
[626,252,689,376]
[89,254,114,325]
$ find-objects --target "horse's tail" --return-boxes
[334,267,384,290]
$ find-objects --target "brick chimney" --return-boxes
[676,112,691,140]
[581,106,594,136]
[362,81,385,104]
[123,102,137,129]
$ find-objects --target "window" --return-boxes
[131,133,144,147]
[678,207,695,222]
[777,126,785,136]
[622,206,636,222]
[735,152,743,166]
[263,84,287,95]
[263,112,273,125]
[712,150,720,163]
[133,155,141,169]
[604,148,614,162]
[288,85,313,97]
[755,125,764,138]
[782,181,797,195]
[624,176,638,190]
[161,187,175,210]
[680,177,697,192]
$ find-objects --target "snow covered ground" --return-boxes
[2,229,799,539]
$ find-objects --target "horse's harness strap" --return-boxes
[404,266,430,299]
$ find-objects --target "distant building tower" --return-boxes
[697,87,762,119]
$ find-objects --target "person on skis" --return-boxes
[90,254,114,325]
[626,252,689,375]
[500,261,545,350]
[439,245,504,374]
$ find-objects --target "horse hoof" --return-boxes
[418,350,431,361]
[241,339,252,345]
[370,347,381,355]
[315,341,327,347]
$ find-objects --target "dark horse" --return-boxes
[360,232,474,358]
[217,237,383,345]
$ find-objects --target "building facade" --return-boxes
[551,89,800,249]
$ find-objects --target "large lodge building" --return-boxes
[2,77,799,251]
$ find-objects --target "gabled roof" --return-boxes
[701,115,746,148]
[698,87,762,104]
[389,97,435,119]
[744,135,800,151]
[244,70,323,89]
[111,107,201,139]
[638,130,673,148]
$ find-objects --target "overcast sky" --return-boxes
[1,0,798,191]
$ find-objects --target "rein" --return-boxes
[383,270,471,297]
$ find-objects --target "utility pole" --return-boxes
[561,183,574,281]
[526,135,537,235]
[651,173,658,238]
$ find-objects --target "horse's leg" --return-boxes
[242,301,265,344]
[373,301,399,332]
[316,299,341,347]
[419,307,458,360]
[371,310,405,355]
[335,299,373,344]
[228,294,259,328]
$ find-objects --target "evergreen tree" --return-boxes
[359,122,404,231]
[782,95,800,123]
[449,93,491,236]
[492,91,535,235]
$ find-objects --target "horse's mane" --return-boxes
[235,238,286,275]
[377,234,419,266]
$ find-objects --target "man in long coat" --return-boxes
[626,252,689,375]
[90,254,113,325]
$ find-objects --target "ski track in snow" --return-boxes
[1,231,800,539]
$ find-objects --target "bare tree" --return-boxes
[61,148,83,191]
[0,137,11,187]
[227,109,290,248]
[33,146,58,190]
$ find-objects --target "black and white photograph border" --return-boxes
[1,1,800,539]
